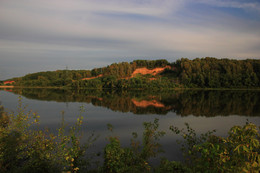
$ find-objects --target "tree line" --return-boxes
[8,58,260,88]
[175,57,260,88]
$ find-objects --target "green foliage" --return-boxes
[170,122,260,172]
[132,59,169,69]
[71,59,173,90]
[104,137,151,173]
[0,98,259,172]
[8,58,260,89]
[12,59,174,89]
[15,69,91,87]
[154,158,191,173]
[175,57,260,88]
[103,118,165,173]
[170,123,216,166]
[70,74,178,90]
[0,104,9,128]
[0,97,97,173]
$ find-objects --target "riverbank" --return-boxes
[0,86,14,88]
[2,86,260,91]
[0,86,64,89]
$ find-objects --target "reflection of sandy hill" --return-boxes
[131,66,171,77]
[132,99,165,108]
[0,86,14,88]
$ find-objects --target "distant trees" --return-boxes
[9,58,260,89]
[175,57,260,88]
[131,59,169,69]
[14,70,92,87]
[72,75,177,90]
[103,62,133,78]
[13,59,171,88]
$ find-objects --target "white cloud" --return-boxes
[0,0,260,79]
[196,0,260,11]
[0,0,259,56]
[1,0,184,17]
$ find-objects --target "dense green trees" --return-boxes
[12,59,170,88]
[131,59,169,69]
[8,58,260,88]
[14,70,91,87]
[175,57,260,88]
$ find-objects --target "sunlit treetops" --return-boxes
[8,58,260,88]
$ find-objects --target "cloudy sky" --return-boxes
[0,0,260,80]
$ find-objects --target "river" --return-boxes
[0,88,259,164]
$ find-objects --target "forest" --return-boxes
[4,58,260,89]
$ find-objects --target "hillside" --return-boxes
[6,58,260,89]
[131,66,171,77]
[82,66,172,81]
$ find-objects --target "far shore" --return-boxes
[0,86,14,88]
[0,85,260,91]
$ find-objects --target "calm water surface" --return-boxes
[0,88,259,163]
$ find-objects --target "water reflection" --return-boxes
[6,88,260,117]
[1,88,260,163]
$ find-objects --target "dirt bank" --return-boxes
[131,66,171,77]
[0,86,14,88]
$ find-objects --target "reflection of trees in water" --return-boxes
[166,90,260,117]
[8,89,260,117]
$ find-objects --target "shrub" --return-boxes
[103,119,165,173]
[170,122,260,172]
[0,97,96,173]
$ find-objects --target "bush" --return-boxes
[0,97,96,173]
[170,122,260,172]
[1,98,259,172]
[103,119,165,173]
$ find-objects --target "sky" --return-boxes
[0,0,260,80]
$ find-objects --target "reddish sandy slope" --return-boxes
[131,66,170,78]
[82,66,171,80]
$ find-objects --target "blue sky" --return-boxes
[0,0,260,80]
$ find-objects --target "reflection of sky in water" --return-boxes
[0,90,260,163]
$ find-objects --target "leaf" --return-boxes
[234,145,241,154]
[242,145,249,152]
